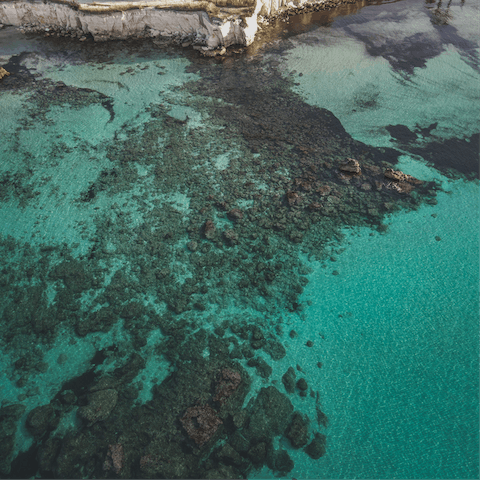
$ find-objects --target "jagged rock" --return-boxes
[339,158,361,174]
[317,184,332,196]
[0,67,10,80]
[285,412,310,448]
[384,168,418,183]
[103,443,124,474]
[201,46,227,57]
[304,432,327,459]
[384,168,422,194]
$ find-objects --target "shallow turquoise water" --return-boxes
[0,0,478,478]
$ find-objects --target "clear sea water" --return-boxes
[0,0,478,479]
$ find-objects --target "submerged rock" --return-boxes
[282,367,296,394]
[77,388,118,426]
[26,404,58,438]
[180,405,223,447]
[243,386,293,442]
[305,432,327,459]
[285,412,310,448]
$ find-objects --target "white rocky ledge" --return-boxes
[0,0,349,49]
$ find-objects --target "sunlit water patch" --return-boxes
[254,170,479,479]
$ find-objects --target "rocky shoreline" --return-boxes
[0,0,358,51]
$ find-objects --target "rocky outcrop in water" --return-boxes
[0,67,10,80]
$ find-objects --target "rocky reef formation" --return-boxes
[0,0,357,49]
[0,29,442,478]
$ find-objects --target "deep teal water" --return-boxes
[0,0,478,478]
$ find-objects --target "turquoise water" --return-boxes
[0,0,478,478]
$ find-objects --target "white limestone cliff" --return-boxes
[0,0,343,49]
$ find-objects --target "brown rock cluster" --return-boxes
[180,405,223,447]
[103,443,124,474]
[214,368,242,405]
[339,157,361,174]
[384,168,423,194]
[0,67,10,80]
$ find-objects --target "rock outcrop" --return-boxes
[384,168,423,194]
[339,157,361,174]
[0,67,10,80]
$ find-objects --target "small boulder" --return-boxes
[296,378,308,391]
[339,158,361,174]
[304,432,327,459]
[0,67,10,80]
